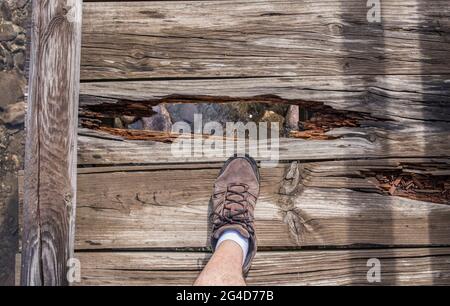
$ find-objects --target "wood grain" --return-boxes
[80,0,450,80]
[21,0,82,286]
[77,248,450,285]
[19,159,450,250]
[77,74,450,166]
[80,75,450,122]
[77,123,450,165]
[18,0,450,286]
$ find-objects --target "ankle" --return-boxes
[215,240,245,270]
[216,229,249,265]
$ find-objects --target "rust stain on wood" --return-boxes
[289,111,363,140]
[96,127,178,143]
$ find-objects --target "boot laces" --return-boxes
[211,183,255,233]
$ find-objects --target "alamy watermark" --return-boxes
[67,257,81,284]
[170,114,280,167]
[367,258,381,283]
[367,0,382,23]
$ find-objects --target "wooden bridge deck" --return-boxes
[19,0,450,285]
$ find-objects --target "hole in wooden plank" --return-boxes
[373,170,450,205]
[79,95,382,142]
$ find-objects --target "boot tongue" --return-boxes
[213,224,250,239]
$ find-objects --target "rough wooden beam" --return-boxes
[77,248,450,285]
[80,0,450,80]
[19,159,450,250]
[76,124,450,165]
[77,75,450,166]
[21,0,82,286]
[80,75,450,122]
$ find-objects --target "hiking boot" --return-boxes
[210,155,260,274]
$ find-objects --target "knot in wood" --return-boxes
[279,161,301,195]
[329,23,344,36]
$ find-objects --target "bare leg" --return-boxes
[194,240,246,286]
[196,156,260,286]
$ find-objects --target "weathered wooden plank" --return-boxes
[21,0,82,286]
[77,122,450,165]
[19,159,450,250]
[80,0,450,80]
[300,158,450,189]
[77,248,450,285]
[80,75,450,122]
[77,133,373,165]
[15,247,450,285]
[78,74,450,165]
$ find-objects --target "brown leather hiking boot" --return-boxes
[210,155,260,274]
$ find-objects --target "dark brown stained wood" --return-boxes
[80,0,450,80]
[77,248,450,285]
[19,159,450,250]
[80,75,450,122]
[21,0,82,286]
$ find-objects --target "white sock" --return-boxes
[216,229,249,265]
